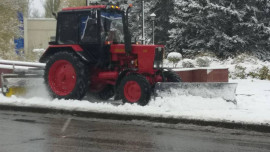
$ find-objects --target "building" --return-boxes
[24,18,56,54]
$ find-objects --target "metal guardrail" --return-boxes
[0,60,45,68]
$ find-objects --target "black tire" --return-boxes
[119,74,151,106]
[96,85,115,100]
[44,51,89,100]
[163,71,182,82]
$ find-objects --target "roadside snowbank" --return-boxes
[0,79,269,125]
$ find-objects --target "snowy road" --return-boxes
[1,110,270,152]
[0,79,269,126]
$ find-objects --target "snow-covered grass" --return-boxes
[0,79,269,125]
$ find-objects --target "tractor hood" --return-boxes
[110,44,164,54]
[110,44,165,74]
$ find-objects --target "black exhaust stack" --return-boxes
[123,5,132,56]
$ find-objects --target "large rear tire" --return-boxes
[120,74,151,106]
[44,51,89,100]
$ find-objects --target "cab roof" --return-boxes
[62,5,107,11]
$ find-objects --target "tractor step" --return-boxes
[154,82,238,103]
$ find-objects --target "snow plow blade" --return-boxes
[0,60,45,97]
[1,74,44,97]
[4,87,27,97]
[154,82,237,103]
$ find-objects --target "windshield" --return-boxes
[101,11,124,44]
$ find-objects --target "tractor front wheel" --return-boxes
[44,51,89,100]
[120,74,151,106]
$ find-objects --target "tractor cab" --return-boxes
[46,5,129,67]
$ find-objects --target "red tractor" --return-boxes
[40,4,181,106]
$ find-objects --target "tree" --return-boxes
[240,0,270,61]
[128,0,144,41]
[168,0,270,60]
[127,0,156,44]
[0,0,29,60]
[43,0,86,19]
[149,0,174,45]
[44,0,61,18]
[62,0,86,7]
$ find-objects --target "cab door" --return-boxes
[78,10,102,65]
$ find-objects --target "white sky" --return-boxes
[29,0,45,17]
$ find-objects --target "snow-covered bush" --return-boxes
[258,66,270,80]
[232,54,258,65]
[182,59,195,68]
[233,65,247,79]
[196,57,211,67]
[247,72,258,79]
[167,52,182,68]
[246,66,270,80]
[226,54,270,80]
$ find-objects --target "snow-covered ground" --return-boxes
[0,79,269,125]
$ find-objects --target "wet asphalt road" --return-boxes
[0,110,270,152]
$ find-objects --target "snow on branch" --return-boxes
[206,2,245,21]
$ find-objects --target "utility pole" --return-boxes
[150,13,156,45]
[142,0,145,44]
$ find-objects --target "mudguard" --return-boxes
[39,45,90,63]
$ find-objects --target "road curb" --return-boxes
[0,104,270,133]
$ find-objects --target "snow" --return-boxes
[173,67,228,71]
[32,49,45,53]
[210,56,270,76]
[155,82,237,102]
[0,79,269,125]
[167,52,182,59]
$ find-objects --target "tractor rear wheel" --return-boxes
[163,71,182,82]
[44,51,89,100]
[120,74,151,106]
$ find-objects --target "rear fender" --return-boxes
[39,45,90,63]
